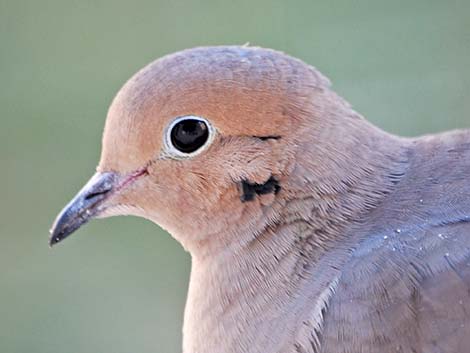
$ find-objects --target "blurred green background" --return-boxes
[1,0,469,352]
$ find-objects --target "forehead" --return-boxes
[99,46,323,172]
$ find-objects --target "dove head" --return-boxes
[50,46,369,254]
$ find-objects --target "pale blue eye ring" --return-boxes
[163,115,216,159]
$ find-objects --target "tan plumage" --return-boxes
[50,46,470,353]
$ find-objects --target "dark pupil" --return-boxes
[170,119,209,153]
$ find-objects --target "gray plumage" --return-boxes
[50,46,470,353]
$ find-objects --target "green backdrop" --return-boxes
[1,1,469,352]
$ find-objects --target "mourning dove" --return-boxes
[50,46,470,353]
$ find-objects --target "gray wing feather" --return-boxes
[321,221,470,353]
[321,134,470,353]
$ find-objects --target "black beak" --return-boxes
[49,172,117,246]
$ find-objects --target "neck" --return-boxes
[183,220,352,353]
[182,108,410,353]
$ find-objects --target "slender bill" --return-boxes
[49,172,117,246]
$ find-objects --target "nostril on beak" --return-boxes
[80,173,117,203]
[84,187,112,201]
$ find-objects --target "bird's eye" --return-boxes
[165,116,215,157]
[171,118,209,153]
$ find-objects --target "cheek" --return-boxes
[147,168,247,235]
[148,161,228,208]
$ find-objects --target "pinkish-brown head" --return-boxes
[50,46,335,253]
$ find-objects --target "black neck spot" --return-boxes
[240,176,281,202]
[254,135,282,141]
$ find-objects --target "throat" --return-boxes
[182,216,349,353]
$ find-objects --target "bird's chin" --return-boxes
[96,203,148,219]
